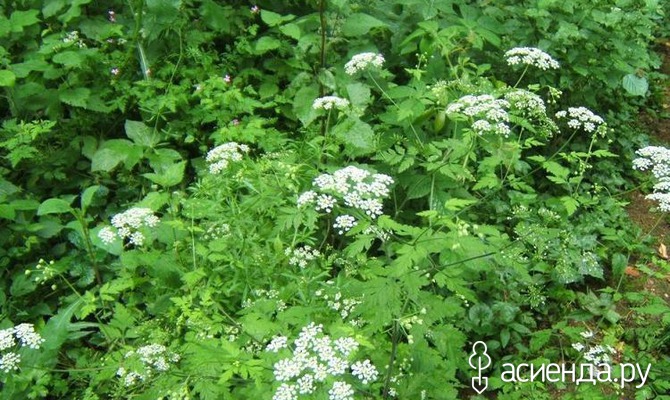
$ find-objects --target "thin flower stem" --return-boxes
[513,65,529,88]
[368,72,424,149]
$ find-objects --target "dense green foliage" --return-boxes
[0,0,669,398]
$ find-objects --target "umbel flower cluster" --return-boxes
[446,94,511,137]
[313,96,350,111]
[285,245,321,269]
[0,323,45,373]
[555,106,607,135]
[267,323,379,400]
[116,344,180,387]
[504,47,560,70]
[344,52,385,75]
[206,142,250,174]
[297,166,394,234]
[571,330,618,365]
[98,207,160,246]
[633,145,670,212]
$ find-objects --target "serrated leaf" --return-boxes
[125,120,159,148]
[80,185,101,211]
[279,23,300,40]
[142,161,185,187]
[0,70,16,87]
[43,0,67,18]
[332,117,375,155]
[293,85,319,127]
[260,10,295,26]
[255,36,281,54]
[91,148,125,172]
[37,198,73,215]
[560,196,579,216]
[9,10,39,33]
[444,198,478,211]
[52,51,84,68]
[60,87,90,107]
[342,13,387,36]
[346,82,371,110]
[622,74,648,96]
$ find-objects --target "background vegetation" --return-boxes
[0,0,669,398]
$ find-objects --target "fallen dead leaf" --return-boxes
[658,243,668,260]
[625,266,641,277]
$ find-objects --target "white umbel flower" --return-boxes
[504,47,560,70]
[555,107,606,134]
[313,96,350,110]
[206,142,250,174]
[344,52,385,75]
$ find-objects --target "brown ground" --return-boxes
[625,40,670,302]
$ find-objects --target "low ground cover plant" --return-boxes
[0,0,669,399]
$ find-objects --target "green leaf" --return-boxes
[560,196,579,216]
[0,70,16,87]
[142,161,186,187]
[293,85,319,127]
[37,198,73,215]
[80,185,101,211]
[279,23,301,40]
[43,0,67,18]
[125,120,159,148]
[342,13,387,36]
[346,83,371,110]
[260,10,295,26]
[332,117,375,155]
[255,36,281,54]
[60,87,90,107]
[91,148,125,172]
[622,74,648,96]
[52,51,84,68]
[444,198,477,211]
[9,10,40,33]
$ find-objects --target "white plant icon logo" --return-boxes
[469,341,491,394]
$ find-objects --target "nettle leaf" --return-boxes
[52,51,84,68]
[342,13,387,36]
[91,139,143,172]
[293,85,319,126]
[622,74,648,96]
[9,10,40,33]
[346,82,371,111]
[125,120,160,148]
[260,10,295,26]
[279,23,301,40]
[43,0,67,18]
[332,117,375,155]
[37,198,73,215]
[143,161,186,188]
[254,36,281,54]
[59,87,90,108]
[0,70,16,87]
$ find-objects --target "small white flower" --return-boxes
[206,142,250,174]
[333,215,357,234]
[572,342,585,352]
[328,381,354,400]
[98,226,117,244]
[555,107,606,135]
[313,96,350,111]
[344,52,385,75]
[13,324,45,349]
[0,352,21,373]
[351,359,379,384]
[267,336,289,352]
[580,330,594,339]
[504,47,560,70]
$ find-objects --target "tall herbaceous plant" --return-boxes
[0,0,667,399]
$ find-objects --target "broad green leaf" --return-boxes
[346,82,371,110]
[9,10,40,33]
[444,198,478,211]
[43,0,67,18]
[622,74,648,96]
[125,120,159,148]
[611,253,628,277]
[293,85,319,127]
[142,161,186,187]
[332,117,375,155]
[260,10,295,26]
[53,51,84,68]
[60,87,90,108]
[37,198,73,215]
[342,13,387,36]
[279,23,301,40]
[0,204,15,220]
[255,36,281,54]
[91,148,125,172]
[80,185,101,211]
[0,70,16,87]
